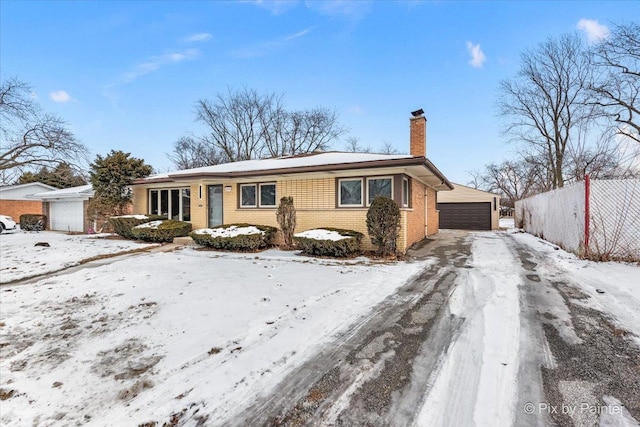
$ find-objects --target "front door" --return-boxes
[208,185,223,227]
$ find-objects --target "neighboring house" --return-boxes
[437,183,501,230]
[29,185,94,232]
[132,112,454,252]
[0,182,57,222]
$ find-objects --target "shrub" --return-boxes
[366,196,400,256]
[276,196,296,249]
[190,224,277,251]
[19,214,47,231]
[131,220,192,243]
[294,228,363,258]
[108,214,165,239]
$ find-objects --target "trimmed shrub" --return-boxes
[276,196,296,249]
[131,220,192,243]
[190,224,277,251]
[366,196,400,256]
[108,214,165,239]
[19,214,47,231]
[294,228,363,258]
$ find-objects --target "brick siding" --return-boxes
[0,200,44,223]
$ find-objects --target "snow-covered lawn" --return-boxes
[0,246,422,426]
[0,231,156,283]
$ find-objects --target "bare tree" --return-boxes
[589,22,640,144]
[480,159,540,210]
[167,135,224,170]
[0,77,88,184]
[377,140,400,155]
[498,34,593,189]
[343,136,371,153]
[170,87,346,169]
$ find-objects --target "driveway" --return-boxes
[232,231,640,427]
[1,230,638,426]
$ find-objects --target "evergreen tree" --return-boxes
[16,163,87,188]
[89,150,152,217]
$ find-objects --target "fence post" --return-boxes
[584,174,590,256]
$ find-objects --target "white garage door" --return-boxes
[50,201,85,232]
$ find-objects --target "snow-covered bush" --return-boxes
[131,219,192,243]
[190,224,277,251]
[294,228,362,257]
[366,196,400,256]
[108,214,165,239]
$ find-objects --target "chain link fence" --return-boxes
[515,179,640,261]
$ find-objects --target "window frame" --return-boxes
[239,184,258,208]
[338,178,364,207]
[258,182,277,208]
[366,176,394,206]
[402,177,410,208]
[148,187,191,221]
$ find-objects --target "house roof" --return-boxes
[0,182,58,193]
[28,184,94,200]
[135,152,454,190]
[450,182,501,197]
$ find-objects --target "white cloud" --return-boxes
[577,19,610,44]
[121,48,200,83]
[232,27,313,58]
[250,0,299,15]
[466,41,486,68]
[184,32,212,42]
[305,0,372,19]
[49,90,71,103]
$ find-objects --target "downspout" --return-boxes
[584,174,590,256]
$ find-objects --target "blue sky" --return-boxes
[1,1,637,184]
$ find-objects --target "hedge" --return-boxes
[19,214,47,231]
[294,228,363,258]
[190,224,277,252]
[108,214,165,239]
[130,220,192,243]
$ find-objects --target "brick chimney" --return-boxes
[410,109,427,157]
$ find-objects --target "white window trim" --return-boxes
[366,176,394,206]
[402,177,410,208]
[239,184,257,208]
[338,178,364,207]
[148,188,190,220]
[258,182,277,208]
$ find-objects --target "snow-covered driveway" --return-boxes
[1,230,638,426]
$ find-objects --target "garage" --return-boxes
[438,202,491,230]
[437,183,500,230]
[50,201,85,232]
[28,185,94,233]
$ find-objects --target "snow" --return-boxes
[113,214,152,220]
[0,241,421,426]
[193,225,264,237]
[415,232,521,426]
[295,228,350,241]
[147,152,414,180]
[134,220,164,229]
[499,217,515,229]
[510,230,640,343]
[0,231,156,283]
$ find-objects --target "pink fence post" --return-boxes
[584,174,590,255]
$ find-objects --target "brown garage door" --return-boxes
[437,202,491,230]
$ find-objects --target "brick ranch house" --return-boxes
[131,112,453,252]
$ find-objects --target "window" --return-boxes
[402,177,410,208]
[148,188,191,221]
[367,177,393,205]
[259,183,276,207]
[339,179,363,206]
[240,184,257,207]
